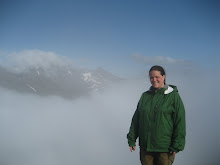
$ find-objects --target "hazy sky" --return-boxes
[1,0,219,76]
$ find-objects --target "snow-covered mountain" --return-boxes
[0,65,122,99]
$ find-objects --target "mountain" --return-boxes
[0,65,122,99]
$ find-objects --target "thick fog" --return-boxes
[0,80,145,165]
[0,52,219,165]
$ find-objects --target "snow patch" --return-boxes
[25,84,37,92]
[82,72,101,84]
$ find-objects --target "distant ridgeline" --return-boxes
[0,65,122,99]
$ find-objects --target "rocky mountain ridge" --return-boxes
[0,65,121,99]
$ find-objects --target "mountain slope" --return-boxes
[0,65,121,99]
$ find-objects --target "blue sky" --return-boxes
[1,0,219,76]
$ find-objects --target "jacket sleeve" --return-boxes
[170,92,186,152]
[127,99,140,147]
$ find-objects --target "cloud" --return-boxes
[0,50,219,165]
[1,65,220,165]
[131,53,192,66]
[0,50,121,99]
[0,81,143,165]
[5,49,75,73]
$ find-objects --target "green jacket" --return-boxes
[127,85,186,152]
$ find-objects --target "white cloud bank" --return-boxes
[3,50,75,73]
[1,70,219,165]
[0,81,145,165]
[0,50,219,165]
[132,53,192,66]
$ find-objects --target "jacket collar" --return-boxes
[148,85,174,95]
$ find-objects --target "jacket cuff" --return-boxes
[169,146,179,153]
[128,142,136,147]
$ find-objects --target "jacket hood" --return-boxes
[148,84,178,95]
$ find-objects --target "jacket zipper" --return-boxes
[154,104,158,122]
